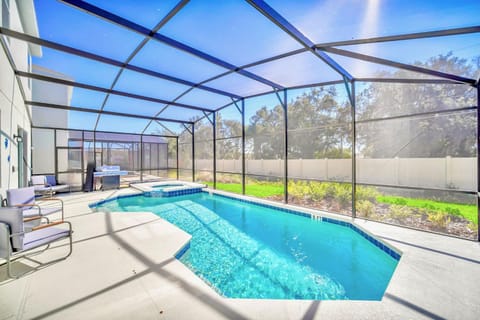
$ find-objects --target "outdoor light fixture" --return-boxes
[12,134,23,142]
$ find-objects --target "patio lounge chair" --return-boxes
[6,187,64,224]
[0,207,72,278]
[31,175,70,197]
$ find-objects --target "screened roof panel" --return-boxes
[338,33,480,79]
[143,121,169,136]
[264,0,480,44]
[245,52,342,88]
[204,72,273,97]
[144,121,184,136]
[244,92,283,120]
[86,0,180,30]
[159,0,302,66]
[327,52,447,80]
[103,95,165,117]
[34,0,144,61]
[130,40,229,83]
[114,69,192,102]
[94,131,141,142]
[96,114,150,133]
[67,111,98,131]
[30,47,120,87]
[157,106,205,122]
[26,0,480,135]
[69,88,105,110]
[176,88,232,110]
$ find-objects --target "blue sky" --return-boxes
[31,0,480,134]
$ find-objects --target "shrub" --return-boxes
[356,186,380,202]
[289,180,309,200]
[356,200,375,218]
[427,211,451,230]
[467,222,477,231]
[332,183,351,208]
[389,205,413,220]
[308,181,329,201]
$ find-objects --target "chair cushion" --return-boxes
[45,175,57,186]
[0,207,24,251]
[7,187,36,208]
[22,206,61,218]
[31,175,46,186]
[23,227,70,251]
[34,185,49,192]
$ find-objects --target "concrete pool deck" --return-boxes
[1,188,479,319]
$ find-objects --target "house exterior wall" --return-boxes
[0,0,37,197]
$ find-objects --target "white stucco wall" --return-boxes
[194,157,477,191]
[31,65,71,129]
[0,0,36,197]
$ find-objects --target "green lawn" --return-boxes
[205,182,283,198]
[205,181,477,224]
[377,195,477,223]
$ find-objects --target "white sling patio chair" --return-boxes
[0,207,72,278]
[6,187,65,223]
[31,175,70,197]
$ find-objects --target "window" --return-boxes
[1,0,10,29]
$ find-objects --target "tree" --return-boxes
[287,86,351,159]
[181,52,479,160]
[356,53,478,158]
[246,105,284,159]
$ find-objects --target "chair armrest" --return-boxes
[31,220,72,232]
[11,203,43,215]
[12,203,44,215]
[40,197,63,202]
[24,216,42,222]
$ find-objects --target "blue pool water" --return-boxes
[96,192,399,300]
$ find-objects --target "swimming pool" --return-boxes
[95,192,400,300]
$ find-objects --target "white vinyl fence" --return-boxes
[195,157,476,191]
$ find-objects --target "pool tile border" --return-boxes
[147,187,203,198]
[322,217,401,260]
[175,242,191,259]
[89,190,401,261]
[212,192,311,218]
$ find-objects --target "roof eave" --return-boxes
[17,0,42,57]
